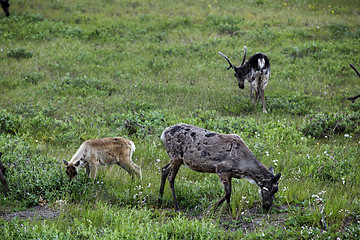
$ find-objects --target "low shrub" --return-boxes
[0,109,22,135]
[7,48,33,59]
[301,111,360,138]
[0,135,67,206]
[206,14,244,35]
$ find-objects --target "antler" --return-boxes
[350,64,360,78]
[346,64,360,103]
[218,52,235,70]
[241,45,247,66]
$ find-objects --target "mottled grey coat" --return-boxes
[159,123,281,211]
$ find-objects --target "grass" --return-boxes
[0,0,360,238]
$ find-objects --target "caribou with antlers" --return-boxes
[219,46,270,113]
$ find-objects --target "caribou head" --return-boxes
[219,46,248,89]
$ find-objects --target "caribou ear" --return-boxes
[269,166,274,174]
[63,160,69,166]
[273,173,281,182]
[75,160,81,167]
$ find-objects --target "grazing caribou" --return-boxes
[159,124,281,211]
[63,137,142,181]
[219,46,270,113]
[1,0,10,17]
[0,152,10,195]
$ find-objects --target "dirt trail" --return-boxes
[0,205,60,221]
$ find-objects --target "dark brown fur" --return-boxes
[0,0,10,17]
[0,152,10,195]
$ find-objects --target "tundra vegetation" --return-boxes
[0,0,359,239]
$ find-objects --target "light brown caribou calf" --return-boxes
[63,137,142,181]
[159,124,281,211]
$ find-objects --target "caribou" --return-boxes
[219,46,270,113]
[159,123,281,211]
[63,137,142,181]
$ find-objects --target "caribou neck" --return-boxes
[231,159,273,187]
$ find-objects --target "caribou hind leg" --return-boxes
[167,161,182,211]
[159,163,171,197]
[159,159,182,211]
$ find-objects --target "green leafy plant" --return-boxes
[7,48,33,59]
[301,111,360,138]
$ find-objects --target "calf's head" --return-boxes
[260,167,281,210]
[219,46,248,89]
[63,159,81,181]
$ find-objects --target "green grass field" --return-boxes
[0,0,360,238]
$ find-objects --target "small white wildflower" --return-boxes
[344,134,349,138]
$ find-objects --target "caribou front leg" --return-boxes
[213,173,232,210]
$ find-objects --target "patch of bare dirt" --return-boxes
[185,203,290,234]
[0,205,61,221]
